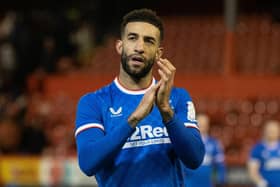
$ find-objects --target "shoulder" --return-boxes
[253,142,264,149]
[78,82,114,104]
[251,142,265,153]
[171,87,192,99]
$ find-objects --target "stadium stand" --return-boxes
[1,8,280,186]
[36,14,280,164]
[35,14,280,166]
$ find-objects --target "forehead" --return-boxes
[265,122,280,130]
[124,22,160,40]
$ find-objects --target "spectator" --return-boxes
[248,120,280,187]
[184,113,227,187]
[0,118,21,154]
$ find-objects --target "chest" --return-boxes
[261,147,280,170]
[102,95,166,132]
[261,148,280,159]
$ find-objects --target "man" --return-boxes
[184,113,226,187]
[248,120,280,187]
[75,9,205,187]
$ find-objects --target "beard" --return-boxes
[121,51,155,79]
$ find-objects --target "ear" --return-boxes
[115,40,123,55]
[156,47,163,60]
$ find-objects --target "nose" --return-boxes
[134,39,144,54]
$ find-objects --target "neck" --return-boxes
[118,69,153,90]
[265,139,278,144]
[264,140,279,149]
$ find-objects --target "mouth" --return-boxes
[130,55,145,63]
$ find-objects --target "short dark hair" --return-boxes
[120,8,164,41]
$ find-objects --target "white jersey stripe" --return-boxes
[75,123,104,137]
[114,77,156,95]
[184,122,199,130]
[123,137,171,149]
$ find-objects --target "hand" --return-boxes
[128,81,161,128]
[156,58,176,122]
[257,179,268,187]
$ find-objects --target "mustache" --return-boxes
[128,54,146,61]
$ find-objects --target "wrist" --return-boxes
[128,114,140,128]
[159,107,174,123]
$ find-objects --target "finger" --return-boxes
[159,58,176,72]
[157,58,176,78]
[158,69,168,82]
[157,60,172,77]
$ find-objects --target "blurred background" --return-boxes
[0,0,280,186]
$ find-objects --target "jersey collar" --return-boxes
[114,77,156,95]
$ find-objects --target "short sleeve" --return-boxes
[249,144,262,164]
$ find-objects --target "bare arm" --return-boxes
[247,160,268,187]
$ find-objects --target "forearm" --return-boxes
[159,106,174,123]
[165,115,205,169]
[76,122,134,176]
[250,172,267,186]
[248,163,267,187]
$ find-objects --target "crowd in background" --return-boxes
[0,8,97,155]
[0,0,280,162]
[0,0,161,156]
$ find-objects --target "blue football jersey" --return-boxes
[184,136,226,187]
[249,141,280,187]
[75,78,199,187]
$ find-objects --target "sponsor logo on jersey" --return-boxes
[109,107,122,117]
[264,158,280,170]
[123,125,171,149]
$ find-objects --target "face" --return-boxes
[116,22,161,79]
[263,120,280,142]
[197,114,210,135]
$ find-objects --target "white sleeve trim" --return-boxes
[184,122,199,130]
[75,123,104,137]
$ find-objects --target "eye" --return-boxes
[128,36,136,40]
[147,40,155,44]
[145,38,156,45]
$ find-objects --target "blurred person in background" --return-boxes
[0,118,21,154]
[71,19,95,67]
[75,8,205,187]
[184,113,226,187]
[248,120,280,187]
